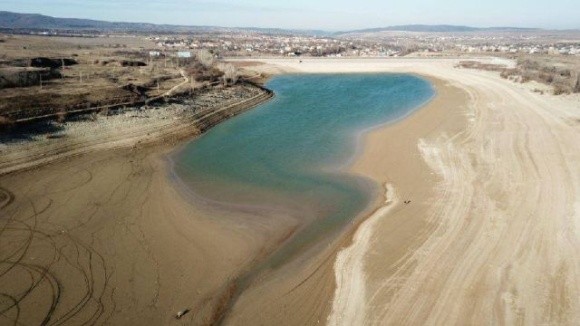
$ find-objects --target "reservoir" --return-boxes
[173,73,434,268]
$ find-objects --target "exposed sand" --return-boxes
[228,58,580,325]
[0,86,281,325]
[1,57,578,325]
[328,183,398,326]
[0,145,300,325]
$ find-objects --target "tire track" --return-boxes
[0,163,110,325]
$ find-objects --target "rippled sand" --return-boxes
[230,58,580,325]
[2,58,578,325]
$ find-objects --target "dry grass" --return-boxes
[0,35,233,122]
[230,61,264,68]
[460,57,580,95]
[457,61,507,72]
[55,108,67,123]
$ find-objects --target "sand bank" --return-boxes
[1,57,578,325]
[0,85,280,325]
[228,58,580,325]
[0,145,302,325]
[328,183,398,326]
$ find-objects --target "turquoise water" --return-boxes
[173,73,434,267]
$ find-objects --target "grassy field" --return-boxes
[0,35,227,124]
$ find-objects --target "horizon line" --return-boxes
[1,10,580,33]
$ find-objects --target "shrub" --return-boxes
[192,67,223,83]
[0,115,14,127]
[196,49,215,68]
[217,63,239,86]
[457,61,506,72]
[538,72,554,84]
[558,69,571,77]
[553,83,571,95]
[518,59,540,70]
[500,68,519,79]
[100,107,110,117]
[56,109,67,123]
[521,72,533,83]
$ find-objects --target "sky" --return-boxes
[1,0,579,31]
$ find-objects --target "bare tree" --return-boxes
[196,49,215,68]
[574,73,580,93]
[217,63,239,86]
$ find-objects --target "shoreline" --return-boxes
[0,83,279,325]
[227,57,579,325]
[0,83,272,176]
[329,72,437,172]
[349,74,464,216]
[222,69,467,325]
[166,73,431,324]
[331,75,467,324]
[2,57,578,325]
[0,144,299,325]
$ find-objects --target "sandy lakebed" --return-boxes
[1,58,579,325]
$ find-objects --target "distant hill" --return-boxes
[1,11,569,37]
[0,11,329,36]
[0,11,170,31]
[344,25,479,33]
[338,24,541,35]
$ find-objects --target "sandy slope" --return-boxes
[1,57,578,325]
[0,87,283,325]
[328,183,398,326]
[235,58,580,325]
[375,63,580,325]
[0,146,298,325]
